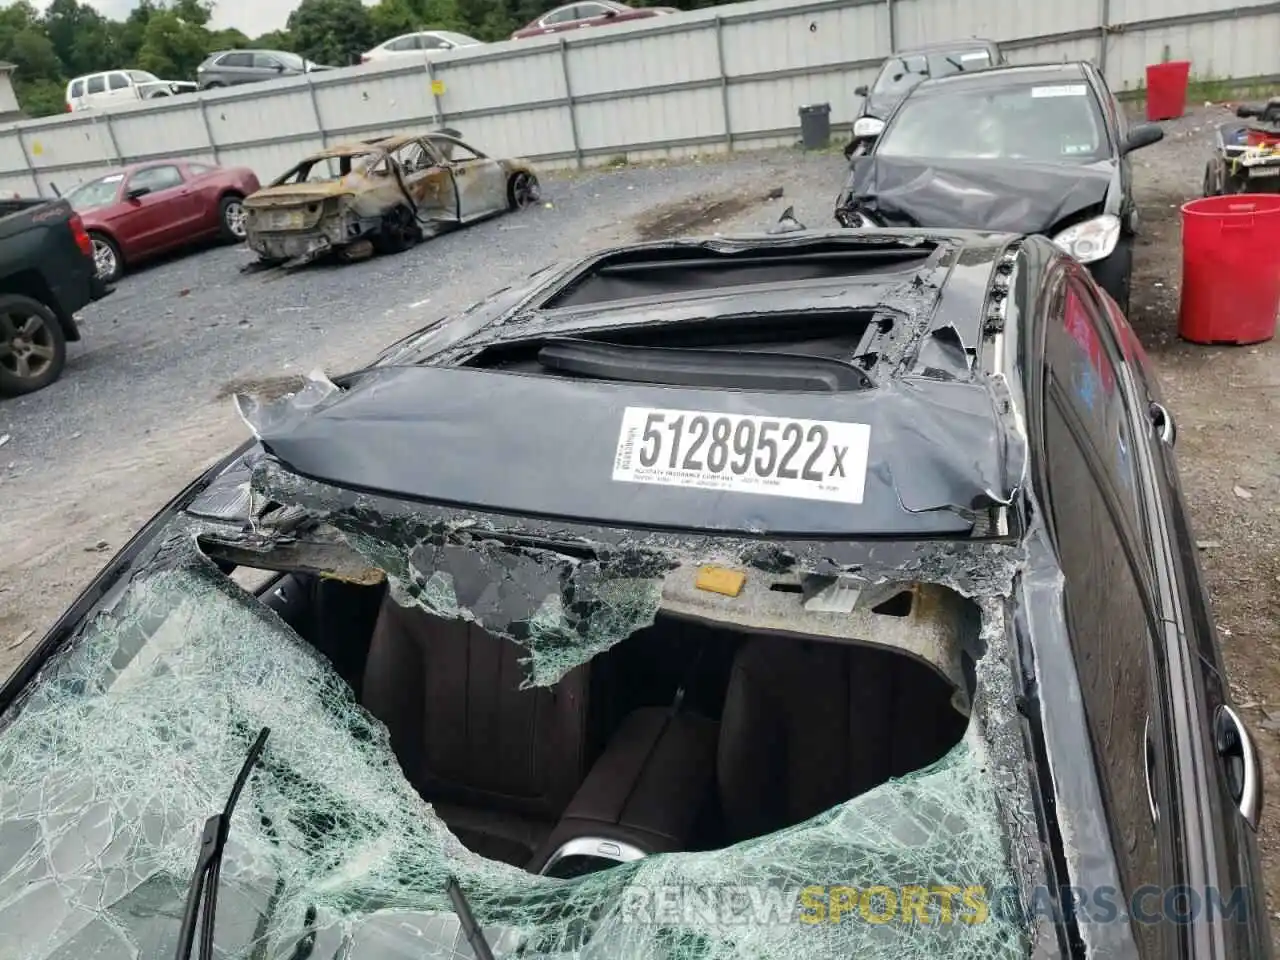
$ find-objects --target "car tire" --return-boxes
[1092,237,1133,317]
[218,194,247,242]
[0,294,67,397]
[371,205,421,255]
[89,231,123,283]
[204,81,225,89]
[508,171,540,210]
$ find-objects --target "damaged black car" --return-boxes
[0,228,1269,960]
[835,62,1164,314]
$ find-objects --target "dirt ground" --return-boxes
[1,104,1279,938]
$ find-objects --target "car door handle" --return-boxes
[1215,704,1262,830]
[1144,715,1160,824]
[1150,402,1176,446]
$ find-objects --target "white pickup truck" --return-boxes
[64,70,198,112]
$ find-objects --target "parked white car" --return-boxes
[359,31,483,64]
[65,70,198,112]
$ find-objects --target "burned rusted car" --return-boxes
[242,131,541,267]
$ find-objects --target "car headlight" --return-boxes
[1051,214,1121,264]
[853,117,885,138]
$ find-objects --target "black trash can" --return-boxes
[799,103,831,150]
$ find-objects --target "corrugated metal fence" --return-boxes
[2,0,1277,196]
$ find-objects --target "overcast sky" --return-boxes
[50,0,338,40]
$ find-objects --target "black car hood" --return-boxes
[846,156,1116,234]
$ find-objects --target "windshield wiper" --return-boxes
[446,876,495,960]
[945,55,964,71]
[173,727,271,960]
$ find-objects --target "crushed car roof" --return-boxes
[238,229,1027,539]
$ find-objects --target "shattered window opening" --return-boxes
[0,467,1036,959]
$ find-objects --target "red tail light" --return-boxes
[66,103,73,112]
[68,213,93,257]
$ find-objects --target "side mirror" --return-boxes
[602,8,618,16]
[1123,123,1163,154]
[125,185,151,200]
[854,84,869,97]
[274,63,286,72]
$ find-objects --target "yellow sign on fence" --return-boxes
[430,80,445,97]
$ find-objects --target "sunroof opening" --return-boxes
[543,241,938,310]
[465,311,882,375]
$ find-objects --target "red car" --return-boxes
[510,1,678,40]
[63,159,261,282]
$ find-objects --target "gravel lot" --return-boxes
[2,106,1279,940]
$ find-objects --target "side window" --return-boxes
[418,34,448,49]
[388,36,415,51]
[108,73,130,90]
[70,79,85,98]
[188,163,215,176]
[1044,271,1145,553]
[391,141,437,174]
[253,53,282,69]
[578,2,611,17]
[431,137,482,162]
[86,75,106,94]
[223,52,253,68]
[542,5,580,24]
[129,165,184,193]
[1044,404,1167,959]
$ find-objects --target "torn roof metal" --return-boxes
[234,232,1026,540]
[239,366,1023,537]
[419,232,1019,368]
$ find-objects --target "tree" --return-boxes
[135,9,213,78]
[287,0,375,66]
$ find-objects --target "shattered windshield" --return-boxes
[877,82,1108,163]
[0,457,1035,960]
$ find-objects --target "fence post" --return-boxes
[100,112,124,164]
[714,15,732,148]
[1098,0,1111,75]
[16,131,37,196]
[886,0,896,53]
[558,38,584,169]
[305,75,325,142]
[196,95,221,164]
[425,58,444,128]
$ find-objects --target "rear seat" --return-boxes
[361,597,721,873]
[360,597,591,866]
[716,635,968,843]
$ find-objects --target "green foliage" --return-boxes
[286,0,375,66]
[0,0,733,117]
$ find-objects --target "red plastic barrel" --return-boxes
[1178,195,1280,345]
[1146,61,1191,121]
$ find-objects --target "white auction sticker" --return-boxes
[612,407,871,504]
[960,51,990,62]
[1031,84,1087,98]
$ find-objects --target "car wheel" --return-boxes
[219,195,247,242]
[371,205,421,255]
[508,172,540,210]
[1092,237,1133,317]
[89,231,123,283]
[0,295,67,397]
[204,81,225,89]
